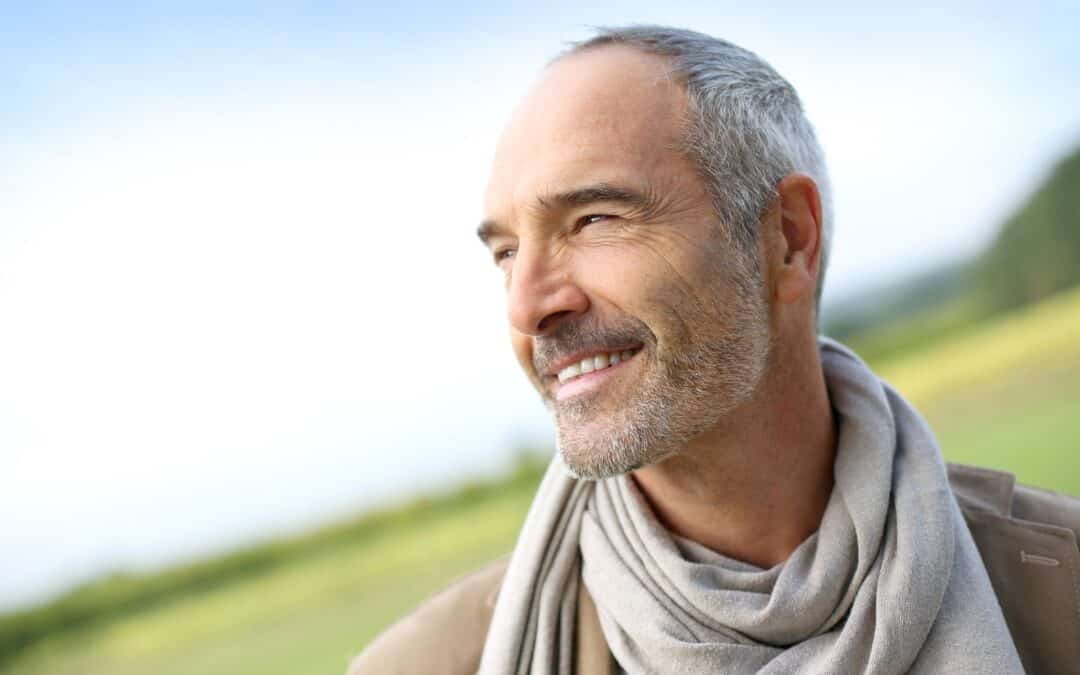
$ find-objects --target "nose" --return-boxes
[506,244,588,336]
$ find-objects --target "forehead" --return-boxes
[485,46,690,216]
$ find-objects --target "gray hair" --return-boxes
[566,26,834,311]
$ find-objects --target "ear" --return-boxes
[773,173,823,306]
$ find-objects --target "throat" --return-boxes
[630,391,837,569]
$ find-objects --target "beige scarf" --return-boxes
[478,339,1022,674]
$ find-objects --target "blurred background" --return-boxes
[2,1,1078,673]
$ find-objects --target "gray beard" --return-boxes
[552,314,771,480]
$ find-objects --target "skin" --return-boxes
[479,45,836,569]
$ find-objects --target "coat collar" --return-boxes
[947,463,1015,516]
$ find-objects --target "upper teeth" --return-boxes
[557,349,637,384]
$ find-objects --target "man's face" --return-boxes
[480,46,772,478]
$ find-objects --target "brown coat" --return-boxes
[349,464,1080,675]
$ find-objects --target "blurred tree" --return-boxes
[977,145,1080,312]
[826,142,1080,362]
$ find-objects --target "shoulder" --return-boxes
[948,462,1080,537]
[947,463,1080,673]
[346,555,509,675]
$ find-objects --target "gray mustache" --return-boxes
[532,319,651,374]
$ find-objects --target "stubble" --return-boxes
[539,265,771,480]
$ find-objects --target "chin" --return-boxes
[554,417,678,481]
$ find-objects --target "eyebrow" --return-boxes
[475,219,506,246]
[476,182,655,245]
[541,183,653,211]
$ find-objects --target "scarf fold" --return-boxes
[479,339,1022,674]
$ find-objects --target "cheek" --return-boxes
[575,245,656,299]
[593,244,701,312]
[599,242,723,350]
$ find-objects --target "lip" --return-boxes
[553,350,638,401]
[542,344,644,378]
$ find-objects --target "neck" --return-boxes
[631,332,836,569]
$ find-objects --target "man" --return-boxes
[352,26,1080,674]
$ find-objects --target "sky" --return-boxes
[1,0,1079,611]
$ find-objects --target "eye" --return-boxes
[573,213,612,232]
[493,247,516,265]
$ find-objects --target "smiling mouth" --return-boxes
[556,347,641,384]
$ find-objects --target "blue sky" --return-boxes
[1,1,1078,610]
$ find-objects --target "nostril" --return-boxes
[537,310,574,334]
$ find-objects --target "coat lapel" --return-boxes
[575,579,615,675]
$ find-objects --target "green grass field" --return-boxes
[4,286,1080,675]
[876,285,1080,494]
[2,481,539,675]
